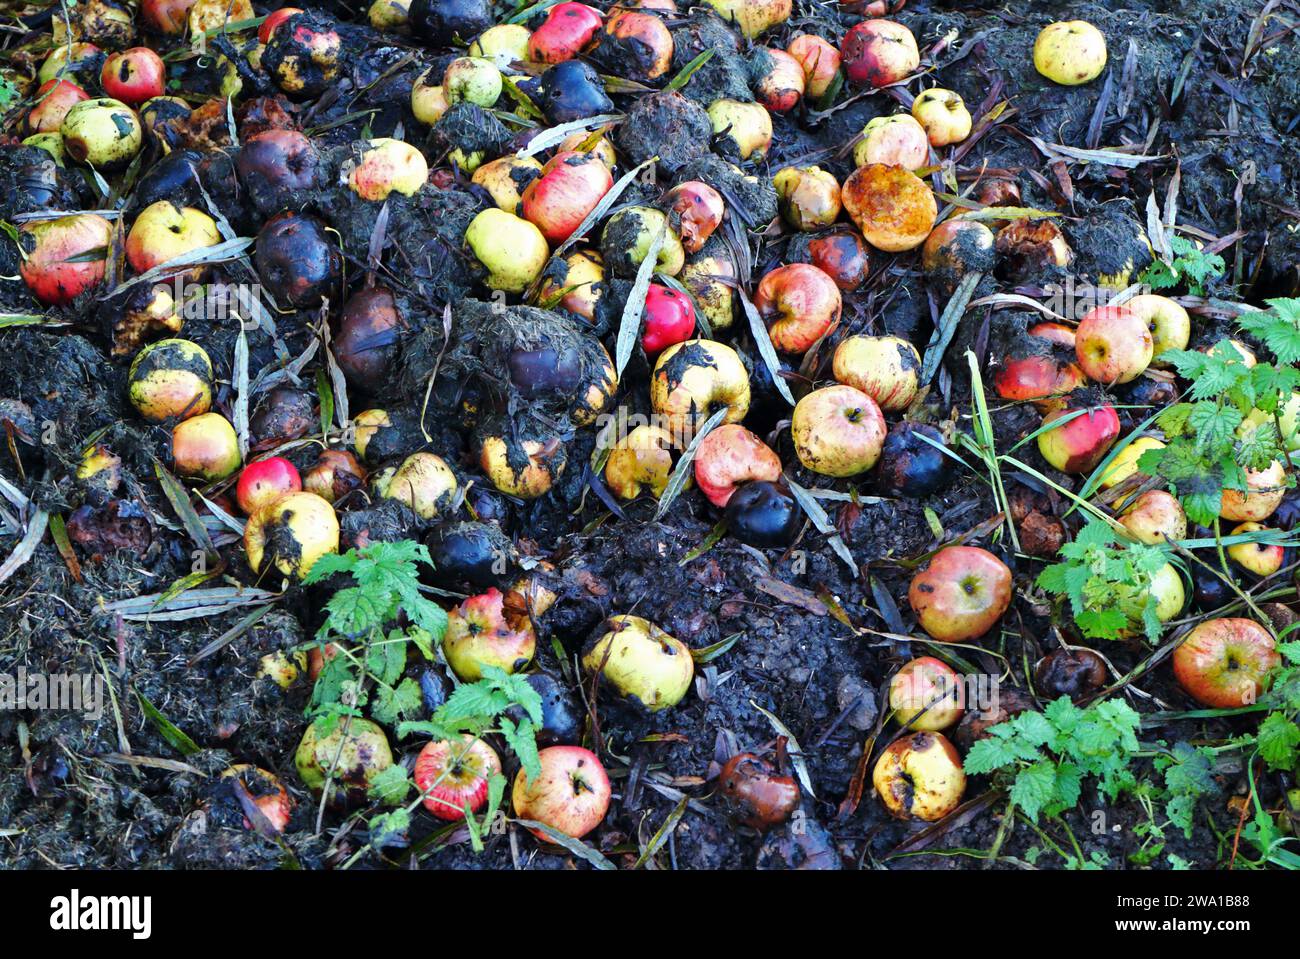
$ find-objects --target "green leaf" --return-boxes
[500,715,542,783]
[368,764,413,806]
[1257,712,1300,771]
[1010,761,1058,821]
[371,676,424,726]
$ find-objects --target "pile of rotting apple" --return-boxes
[2,0,1300,871]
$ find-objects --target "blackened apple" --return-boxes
[424,520,516,590]
[875,422,950,498]
[254,212,342,308]
[1035,648,1106,701]
[725,481,801,549]
[1191,565,1235,613]
[507,672,583,747]
[525,59,614,125]
[236,129,320,217]
[408,0,492,44]
[250,388,315,448]
[133,149,203,211]
[335,286,406,387]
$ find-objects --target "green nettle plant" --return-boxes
[1137,298,1300,527]
[302,540,544,852]
[303,540,448,731]
[1036,518,1173,642]
[963,696,1142,823]
[1138,235,1226,297]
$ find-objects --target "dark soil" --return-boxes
[0,0,1296,870]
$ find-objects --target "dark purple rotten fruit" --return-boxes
[508,345,584,398]
[236,129,320,217]
[725,481,801,549]
[424,520,516,590]
[524,60,614,125]
[254,212,342,308]
[1035,648,1107,701]
[1192,565,1235,613]
[132,148,204,211]
[335,286,405,388]
[507,673,582,747]
[250,389,315,447]
[875,422,949,498]
[408,0,492,44]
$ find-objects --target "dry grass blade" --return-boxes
[615,223,665,379]
[654,405,728,521]
[188,604,272,665]
[1027,136,1165,169]
[738,285,795,406]
[785,477,856,575]
[516,114,624,159]
[967,292,1066,320]
[233,325,250,458]
[512,819,617,868]
[920,271,982,385]
[0,507,46,585]
[633,795,688,868]
[749,699,817,799]
[108,236,254,297]
[554,155,654,258]
[103,586,279,620]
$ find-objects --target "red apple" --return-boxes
[592,10,674,81]
[414,736,503,821]
[27,79,89,134]
[100,47,166,105]
[527,2,603,64]
[1074,304,1152,384]
[889,657,963,731]
[754,263,842,354]
[908,545,1012,642]
[808,231,871,290]
[787,33,840,99]
[694,424,782,507]
[841,19,919,88]
[220,765,293,834]
[141,0,199,34]
[172,412,242,483]
[994,352,1086,407]
[259,6,303,43]
[1172,618,1279,708]
[1036,405,1121,474]
[18,213,112,306]
[520,149,613,245]
[443,588,536,682]
[642,283,696,354]
[235,456,302,516]
[754,47,805,112]
[512,745,611,842]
